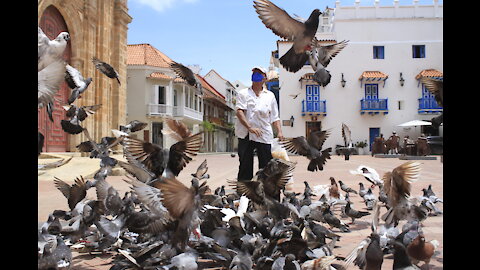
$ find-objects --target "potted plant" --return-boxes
[355,140,368,155]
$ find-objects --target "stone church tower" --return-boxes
[38,0,132,152]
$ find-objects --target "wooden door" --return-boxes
[306,121,322,142]
[38,5,71,152]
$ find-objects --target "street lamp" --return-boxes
[341,73,346,87]
[399,72,405,86]
[290,115,295,127]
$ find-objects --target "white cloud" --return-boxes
[132,0,199,12]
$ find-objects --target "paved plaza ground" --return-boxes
[38,153,443,269]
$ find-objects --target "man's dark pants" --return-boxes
[237,135,273,181]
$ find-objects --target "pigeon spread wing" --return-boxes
[156,176,194,219]
[165,118,192,140]
[169,61,197,87]
[168,132,203,176]
[420,77,443,107]
[314,40,349,67]
[383,161,421,207]
[65,65,84,89]
[228,179,264,205]
[281,136,311,156]
[124,176,169,217]
[192,159,208,178]
[53,177,71,199]
[308,129,331,150]
[341,123,352,147]
[253,0,305,41]
[38,60,67,107]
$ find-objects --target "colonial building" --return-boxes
[126,43,203,148]
[276,0,443,153]
[203,69,237,152]
[197,75,234,152]
[38,0,132,152]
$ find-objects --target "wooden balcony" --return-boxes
[360,98,388,115]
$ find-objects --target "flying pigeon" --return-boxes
[170,61,203,95]
[307,39,349,87]
[38,59,67,122]
[253,0,322,73]
[38,27,70,72]
[65,64,92,104]
[123,119,203,178]
[191,159,209,180]
[92,56,121,85]
[119,120,148,134]
[60,104,101,134]
[280,128,332,172]
[381,161,421,227]
[156,176,209,251]
[53,176,93,211]
[350,165,384,188]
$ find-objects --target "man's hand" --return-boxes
[277,132,285,141]
[248,127,263,137]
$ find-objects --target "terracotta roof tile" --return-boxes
[415,69,443,80]
[127,44,173,68]
[148,72,173,80]
[196,74,226,103]
[359,71,388,80]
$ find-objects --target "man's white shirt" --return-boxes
[235,87,280,144]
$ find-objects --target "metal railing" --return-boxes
[418,98,442,111]
[360,98,388,111]
[302,100,327,114]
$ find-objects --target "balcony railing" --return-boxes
[301,100,327,116]
[147,104,203,121]
[418,98,442,114]
[360,98,388,114]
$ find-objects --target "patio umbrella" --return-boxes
[397,120,432,127]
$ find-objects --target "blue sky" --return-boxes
[127,0,442,86]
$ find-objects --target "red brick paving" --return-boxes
[38,154,443,269]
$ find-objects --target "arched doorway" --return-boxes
[38,5,71,152]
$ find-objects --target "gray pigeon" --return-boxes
[60,104,101,134]
[254,0,322,73]
[119,120,148,134]
[363,188,377,210]
[38,236,72,270]
[307,39,348,86]
[92,56,121,85]
[339,180,357,195]
[65,64,92,104]
[38,27,69,72]
[280,129,332,172]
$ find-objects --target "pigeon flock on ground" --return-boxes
[38,1,443,269]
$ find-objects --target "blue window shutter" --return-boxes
[380,47,384,59]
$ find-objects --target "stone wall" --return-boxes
[38,0,132,151]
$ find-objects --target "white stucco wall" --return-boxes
[278,0,443,153]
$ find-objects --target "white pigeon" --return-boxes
[38,59,67,122]
[350,165,384,188]
[38,27,70,72]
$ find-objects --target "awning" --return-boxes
[415,69,443,80]
[358,71,388,81]
[359,71,388,87]
[397,120,432,127]
[299,73,316,81]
